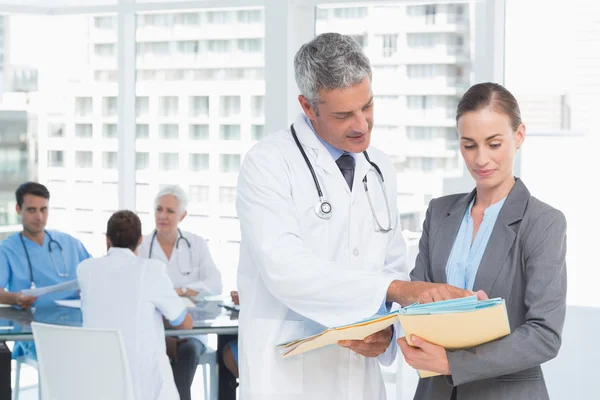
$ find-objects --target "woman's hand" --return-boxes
[397,335,451,375]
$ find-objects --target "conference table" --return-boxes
[0,299,239,400]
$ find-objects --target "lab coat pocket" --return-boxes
[255,319,305,396]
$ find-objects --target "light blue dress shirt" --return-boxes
[0,230,91,359]
[445,197,507,290]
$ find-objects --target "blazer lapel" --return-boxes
[431,190,476,283]
[473,178,530,295]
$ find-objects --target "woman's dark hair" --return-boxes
[456,82,522,131]
[106,210,142,252]
[16,182,50,208]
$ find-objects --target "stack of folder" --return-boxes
[277,296,510,377]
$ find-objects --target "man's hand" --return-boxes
[387,281,487,306]
[338,326,393,358]
[397,335,450,375]
[15,293,37,310]
[166,336,187,362]
[175,288,199,297]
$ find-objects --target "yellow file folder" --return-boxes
[277,297,511,378]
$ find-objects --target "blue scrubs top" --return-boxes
[0,230,91,358]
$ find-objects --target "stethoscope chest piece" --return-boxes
[314,200,332,219]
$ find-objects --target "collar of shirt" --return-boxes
[468,196,508,220]
[107,247,136,258]
[303,114,356,160]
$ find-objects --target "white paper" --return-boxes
[182,297,196,308]
[55,299,81,308]
[22,280,79,297]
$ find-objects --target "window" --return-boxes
[103,124,117,138]
[219,187,237,204]
[136,96,149,117]
[350,34,367,48]
[220,154,241,173]
[95,70,117,82]
[75,124,93,138]
[333,7,368,19]
[136,124,149,139]
[159,124,179,139]
[238,38,263,53]
[208,11,234,24]
[189,96,209,117]
[94,43,115,59]
[94,16,115,30]
[159,96,179,117]
[251,96,264,118]
[48,123,65,138]
[75,151,93,168]
[189,185,210,203]
[136,152,149,170]
[208,39,232,53]
[48,151,64,167]
[220,125,241,140]
[189,154,210,172]
[220,96,241,117]
[237,9,262,24]
[251,125,265,141]
[190,125,209,140]
[407,95,430,110]
[407,126,435,140]
[381,34,398,57]
[75,97,92,117]
[407,64,437,78]
[425,5,437,24]
[159,153,179,171]
[103,152,117,169]
[103,97,117,117]
[174,12,200,26]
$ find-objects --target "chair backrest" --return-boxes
[31,322,135,400]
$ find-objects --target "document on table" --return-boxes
[21,280,79,297]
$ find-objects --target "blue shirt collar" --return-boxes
[303,114,354,160]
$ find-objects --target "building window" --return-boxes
[75,124,93,138]
[220,125,241,140]
[159,96,179,117]
[237,9,262,23]
[425,5,437,25]
[189,124,209,140]
[207,11,234,24]
[159,124,179,140]
[333,7,368,19]
[189,96,209,117]
[103,97,117,117]
[189,153,210,172]
[94,43,115,59]
[189,185,210,203]
[103,152,117,169]
[75,97,92,117]
[350,34,367,48]
[159,153,179,171]
[136,96,149,117]
[136,152,149,170]
[219,154,241,173]
[220,96,241,118]
[251,125,265,141]
[237,38,263,53]
[219,187,237,204]
[48,123,65,138]
[94,16,115,30]
[174,12,200,26]
[136,124,149,139]
[75,151,93,168]
[382,34,398,57]
[48,151,64,167]
[208,39,232,53]
[103,124,117,138]
[251,96,264,118]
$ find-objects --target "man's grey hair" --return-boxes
[155,185,188,214]
[294,32,372,110]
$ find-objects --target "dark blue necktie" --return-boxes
[336,153,355,191]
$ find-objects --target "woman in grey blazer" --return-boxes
[397,82,567,400]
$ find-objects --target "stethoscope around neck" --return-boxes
[149,228,193,276]
[290,123,392,232]
[19,230,69,286]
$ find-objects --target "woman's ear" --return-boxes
[106,236,111,251]
[179,210,188,223]
[516,123,526,150]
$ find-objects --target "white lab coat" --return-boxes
[137,230,223,296]
[236,114,410,400]
[77,247,185,400]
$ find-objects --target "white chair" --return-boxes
[197,347,218,400]
[30,322,135,400]
[13,355,41,400]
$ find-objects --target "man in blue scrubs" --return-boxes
[0,182,91,358]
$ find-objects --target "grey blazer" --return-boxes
[410,178,567,400]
